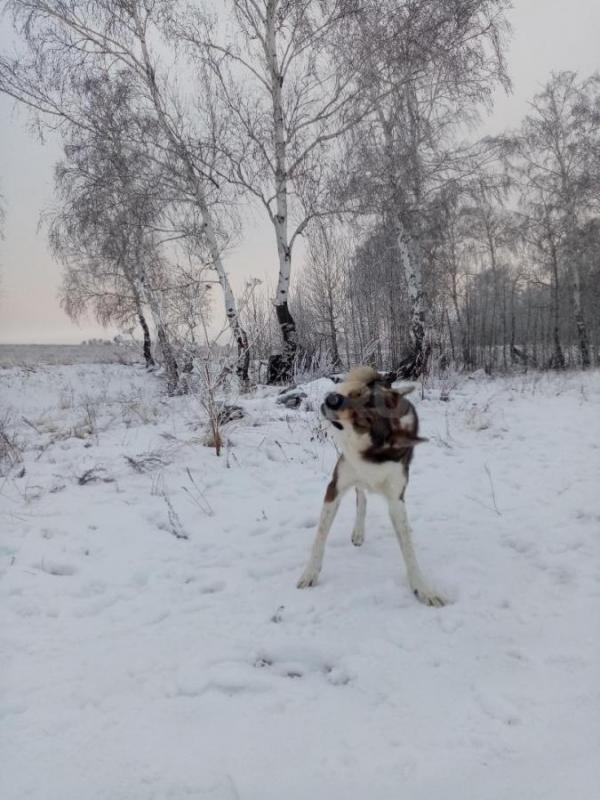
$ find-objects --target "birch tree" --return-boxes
[292,224,349,370]
[176,0,368,380]
[51,128,182,389]
[506,71,600,368]
[457,176,519,369]
[337,0,510,378]
[47,74,164,369]
[48,70,208,389]
[513,187,565,369]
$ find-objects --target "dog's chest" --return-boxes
[350,458,400,492]
[334,427,406,494]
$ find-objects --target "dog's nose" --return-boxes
[324,392,344,410]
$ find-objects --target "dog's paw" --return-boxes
[297,569,319,589]
[413,587,446,608]
[351,528,365,547]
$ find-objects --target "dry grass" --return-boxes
[0,413,24,476]
[124,451,170,473]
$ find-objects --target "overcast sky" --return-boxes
[1,0,600,344]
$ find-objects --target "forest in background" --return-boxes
[1,1,599,391]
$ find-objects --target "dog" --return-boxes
[297,366,445,607]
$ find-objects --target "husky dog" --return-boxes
[297,366,445,607]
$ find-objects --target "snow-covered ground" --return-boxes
[1,362,599,800]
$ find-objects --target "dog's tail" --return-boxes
[344,366,379,387]
[344,366,414,395]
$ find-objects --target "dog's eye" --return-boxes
[331,421,343,430]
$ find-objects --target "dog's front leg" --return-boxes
[351,488,367,546]
[297,458,351,588]
[387,495,445,607]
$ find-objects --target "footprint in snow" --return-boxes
[249,524,268,537]
[254,654,351,685]
[36,559,78,576]
[199,580,226,595]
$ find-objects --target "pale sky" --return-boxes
[1,0,600,344]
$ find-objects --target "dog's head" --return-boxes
[321,366,425,452]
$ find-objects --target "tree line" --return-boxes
[0,1,597,391]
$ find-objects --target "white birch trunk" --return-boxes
[556,151,591,368]
[548,234,565,369]
[380,111,430,378]
[396,217,429,377]
[571,260,590,367]
[132,273,179,394]
[194,189,250,382]
[130,279,155,368]
[266,1,297,377]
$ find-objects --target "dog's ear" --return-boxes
[393,434,428,447]
[367,371,398,389]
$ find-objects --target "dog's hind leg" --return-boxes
[387,495,445,607]
[351,488,367,546]
[297,458,352,588]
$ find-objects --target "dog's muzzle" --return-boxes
[321,392,346,427]
[324,392,344,411]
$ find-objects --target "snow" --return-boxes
[1,362,599,800]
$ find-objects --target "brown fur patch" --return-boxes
[345,384,424,465]
[324,458,341,502]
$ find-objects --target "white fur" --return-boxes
[351,488,367,546]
